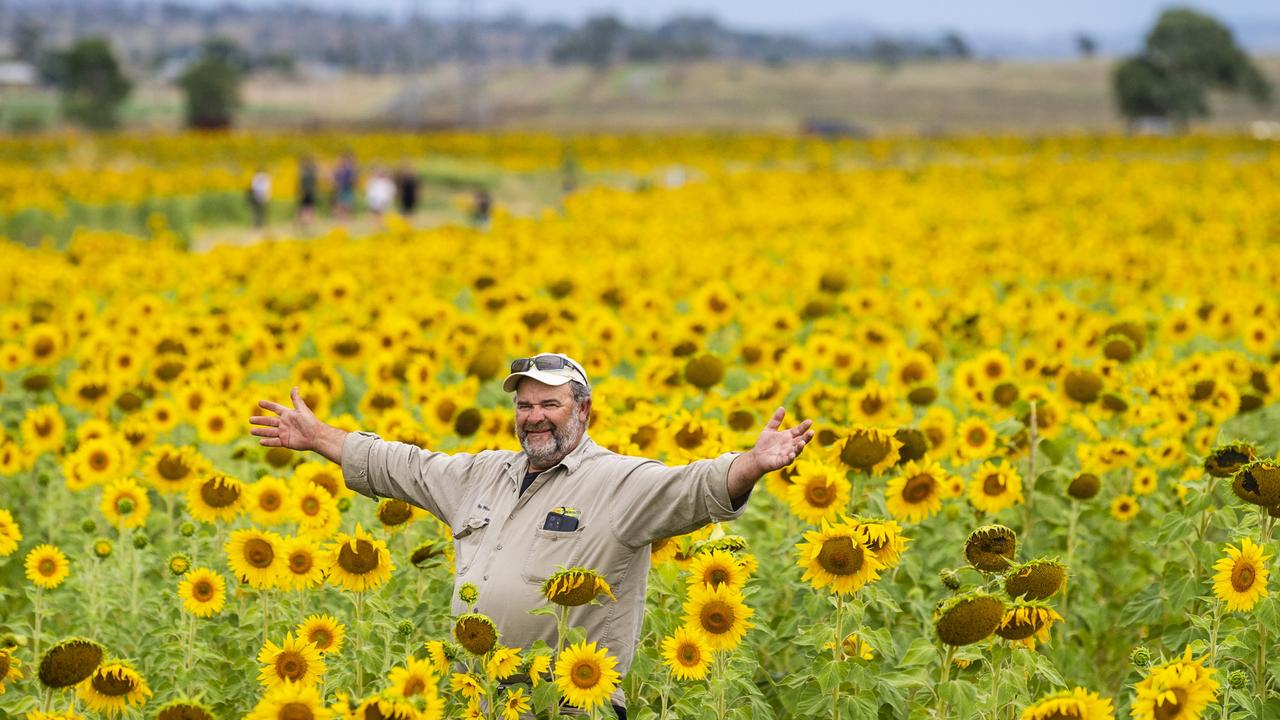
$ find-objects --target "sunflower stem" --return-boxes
[261,589,272,648]
[353,590,366,697]
[184,612,197,673]
[1061,500,1080,625]
[1020,401,1038,546]
[832,593,845,720]
[935,644,956,719]
[714,651,728,720]
[988,642,1004,720]
[32,586,45,660]
[42,686,54,713]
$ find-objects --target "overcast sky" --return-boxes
[241,1,1279,35]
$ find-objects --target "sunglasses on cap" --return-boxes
[510,355,589,384]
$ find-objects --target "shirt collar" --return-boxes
[506,432,597,481]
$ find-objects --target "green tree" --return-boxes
[1113,7,1271,126]
[50,37,132,130]
[178,39,245,129]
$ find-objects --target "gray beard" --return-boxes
[519,410,584,469]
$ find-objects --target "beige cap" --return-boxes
[502,353,591,393]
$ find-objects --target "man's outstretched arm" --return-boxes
[727,406,815,505]
[249,386,348,464]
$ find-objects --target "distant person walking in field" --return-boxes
[395,163,420,216]
[248,167,271,228]
[296,156,319,230]
[471,187,492,228]
[332,152,358,219]
[365,167,396,218]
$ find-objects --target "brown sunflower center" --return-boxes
[805,480,835,507]
[338,539,380,574]
[259,491,282,511]
[39,558,57,575]
[982,474,1006,496]
[308,474,339,497]
[200,479,240,508]
[308,630,332,649]
[34,418,52,436]
[817,537,864,576]
[0,652,10,678]
[244,538,275,568]
[699,600,736,635]
[966,428,987,446]
[157,454,191,481]
[1232,562,1257,592]
[402,677,426,696]
[903,474,936,503]
[1153,688,1187,720]
[289,551,314,574]
[675,425,706,450]
[707,568,730,587]
[678,643,701,665]
[192,580,215,601]
[207,416,225,432]
[91,670,137,696]
[278,702,314,720]
[301,496,321,516]
[89,451,110,471]
[378,500,414,526]
[571,660,601,689]
[276,651,307,681]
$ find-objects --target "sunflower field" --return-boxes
[1,132,1279,720]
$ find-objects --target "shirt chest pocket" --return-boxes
[521,525,586,585]
[452,515,490,575]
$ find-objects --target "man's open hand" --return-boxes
[249,387,348,464]
[727,407,815,502]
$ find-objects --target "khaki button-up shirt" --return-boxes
[340,431,748,702]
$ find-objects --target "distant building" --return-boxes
[0,61,38,88]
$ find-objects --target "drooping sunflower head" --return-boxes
[995,601,1064,649]
[933,591,1006,647]
[453,613,499,656]
[1062,368,1104,404]
[836,426,902,475]
[76,660,152,717]
[1005,558,1068,601]
[964,525,1018,573]
[1231,460,1280,507]
[38,637,105,689]
[542,567,615,607]
[1206,442,1258,479]
[409,539,449,569]
[1067,472,1101,500]
[154,698,216,720]
[1019,686,1115,720]
[377,499,418,531]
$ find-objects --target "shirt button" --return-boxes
[483,574,489,581]
[496,544,503,550]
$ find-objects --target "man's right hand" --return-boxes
[249,386,348,465]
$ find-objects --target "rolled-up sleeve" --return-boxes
[608,451,748,549]
[340,431,476,528]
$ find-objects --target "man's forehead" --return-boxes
[514,379,573,401]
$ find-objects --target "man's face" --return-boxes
[515,380,589,470]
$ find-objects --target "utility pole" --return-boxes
[456,0,485,127]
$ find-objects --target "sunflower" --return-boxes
[796,520,883,595]
[325,524,394,592]
[167,552,191,576]
[1067,472,1101,500]
[1131,646,1220,720]
[37,638,104,689]
[500,687,530,720]
[293,481,341,538]
[934,592,1005,646]
[1232,460,1280,507]
[885,460,947,523]
[1019,687,1115,720]
[246,682,333,720]
[967,460,1024,515]
[293,462,350,500]
[785,460,852,524]
[20,404,66,456]
[964,525,1017,573]
[995,602,1064,649]
[258,633,325,689]
[682,583,754,651]
[377,499,421,532]
[388,654,439,696]
[955,417,997,461]
[195,403,238,445]
[178,567,227,617]
[454,614,499,656]
[484,646,522,681]
[686,549,748,591]
[26,544,70,589]
[522,653,552,687]
[542,567,616,607]
[661,626,711,681]
[99,478,151,529]
[141,445,207,494]
[226,528,285,589]
[155,698,217,720]
[0,647,23,694]
[836,426,901,475]
[278,535,325,591]
[76,660,152,717]
[72,437,125,488]
[852,517,909,569]
[246,476,293,526]
[1131,466,1158,496]
[297,615,346,655]
[186,473,243,524]
[1110,494,1139,522]
[1212,537,1270,612]
[449,672,486,700]
[553,641,621,711]
[0,508,22,556]
[830,633,875,661]
[1204,441,1257,478]
[1005,559,1068,601]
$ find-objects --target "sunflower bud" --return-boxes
[396,620,415,638]
[167,552,192,576]
[459,582,480,606]
[1129,646,1151,667]
[1229,669,1248,688]
[178,521,196,537]
[938,569,962,591]
[337,498,352,512]
[132,532,149,549]
[92,538,114,559]
[80,518,97,534]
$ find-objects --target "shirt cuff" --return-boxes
[341,431,380,498]
[707,451,750,521]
